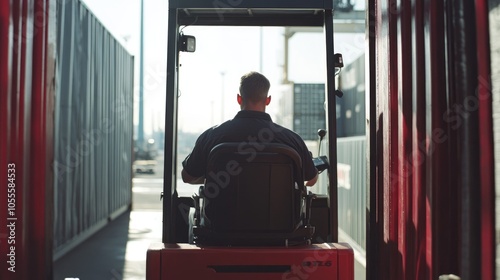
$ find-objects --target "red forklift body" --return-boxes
[150,0,353,279]
[146,243,353,280]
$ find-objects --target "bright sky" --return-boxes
[81,0,365,134]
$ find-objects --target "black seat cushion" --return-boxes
[194,143,314,246]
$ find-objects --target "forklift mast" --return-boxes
[163,0,339,244]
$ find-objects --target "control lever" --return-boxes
[317,129,327,157]
[315,129,329,173]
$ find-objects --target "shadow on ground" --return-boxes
[53,211,130,280]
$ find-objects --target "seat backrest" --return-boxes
[200,143,305,234]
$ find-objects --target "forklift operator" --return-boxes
[181,71,319,187]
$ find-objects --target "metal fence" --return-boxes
[53,0,134,259]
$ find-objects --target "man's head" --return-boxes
[237,71,271,111]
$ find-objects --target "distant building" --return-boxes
[275,53,366,140]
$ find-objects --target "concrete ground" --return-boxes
[53,210,162,280]
[53,157,165,280]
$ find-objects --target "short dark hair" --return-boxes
[239,72,270,103]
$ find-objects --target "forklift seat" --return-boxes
[192,143,315,246]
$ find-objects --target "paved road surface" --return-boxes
[54,159,165,279]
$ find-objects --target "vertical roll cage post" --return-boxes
[163,0,339,243]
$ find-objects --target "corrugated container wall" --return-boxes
[489,0,500,278]
[337,136,366,253]
[1,0,57,279]
[53,0,134,259]
[1,0,133,277]
[367,0,495,279]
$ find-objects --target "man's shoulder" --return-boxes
[195,126,218,142]
[268,122,300,137]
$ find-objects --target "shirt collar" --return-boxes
[234,110,272,121]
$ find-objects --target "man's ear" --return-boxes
[265,95,271,105]
[237,94,242,105]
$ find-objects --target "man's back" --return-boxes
[182,110,317,182]
[181,71,318,186]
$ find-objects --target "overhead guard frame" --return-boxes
[163,0,339,244]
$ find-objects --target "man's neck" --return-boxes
[240,105,266,112]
